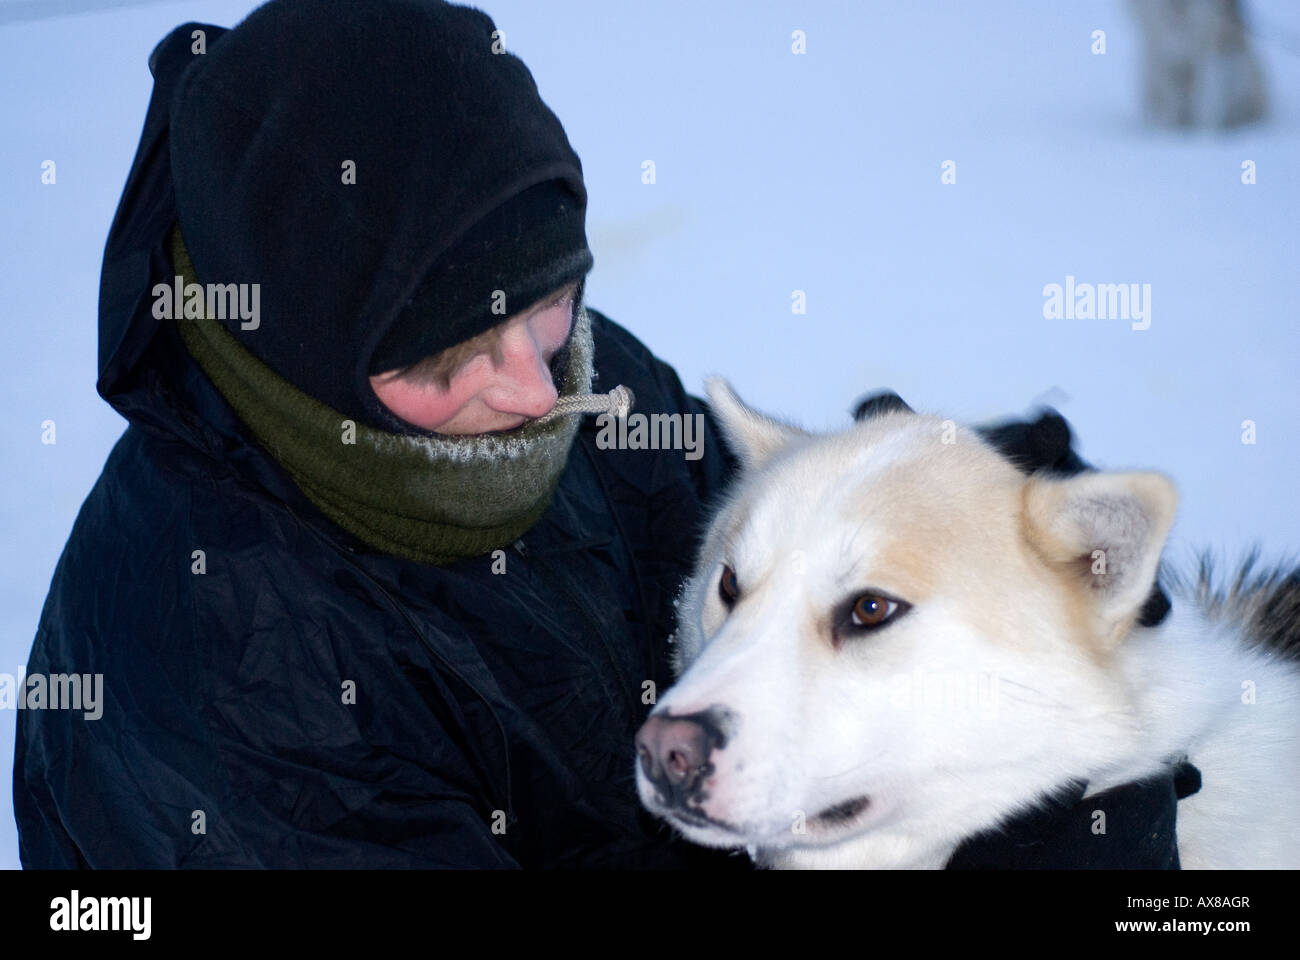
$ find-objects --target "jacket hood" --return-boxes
[99,0,589,432]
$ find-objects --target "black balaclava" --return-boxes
[168,0,594,434]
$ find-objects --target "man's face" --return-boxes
[369,283,577,434]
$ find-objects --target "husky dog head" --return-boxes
[635,378,1177,868]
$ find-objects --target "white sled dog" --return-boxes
[635,378,1300,868]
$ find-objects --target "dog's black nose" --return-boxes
[635,708,728,806]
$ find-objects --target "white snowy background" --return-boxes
[1,0,1296,869]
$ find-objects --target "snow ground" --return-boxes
[1,0,1296,869]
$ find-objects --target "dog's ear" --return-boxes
[852,390,912,422]
[704,376,809,470]
[1021,471,1177,644]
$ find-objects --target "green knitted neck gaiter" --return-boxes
[169,227,593,566]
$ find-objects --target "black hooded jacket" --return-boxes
[13,10,1189,870]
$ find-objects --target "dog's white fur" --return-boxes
[636,378,1300,868]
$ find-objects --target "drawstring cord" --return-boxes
[531,383,635,426]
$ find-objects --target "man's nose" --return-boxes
[486,324,558,418]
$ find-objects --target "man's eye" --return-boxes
[452,353,489,380]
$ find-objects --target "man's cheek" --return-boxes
[372,377,472,431]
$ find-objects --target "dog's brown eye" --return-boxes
[718,565,739,606]
[852,594,895,627]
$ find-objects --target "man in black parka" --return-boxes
[14,0,1187,869]
[17,0,750,869]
